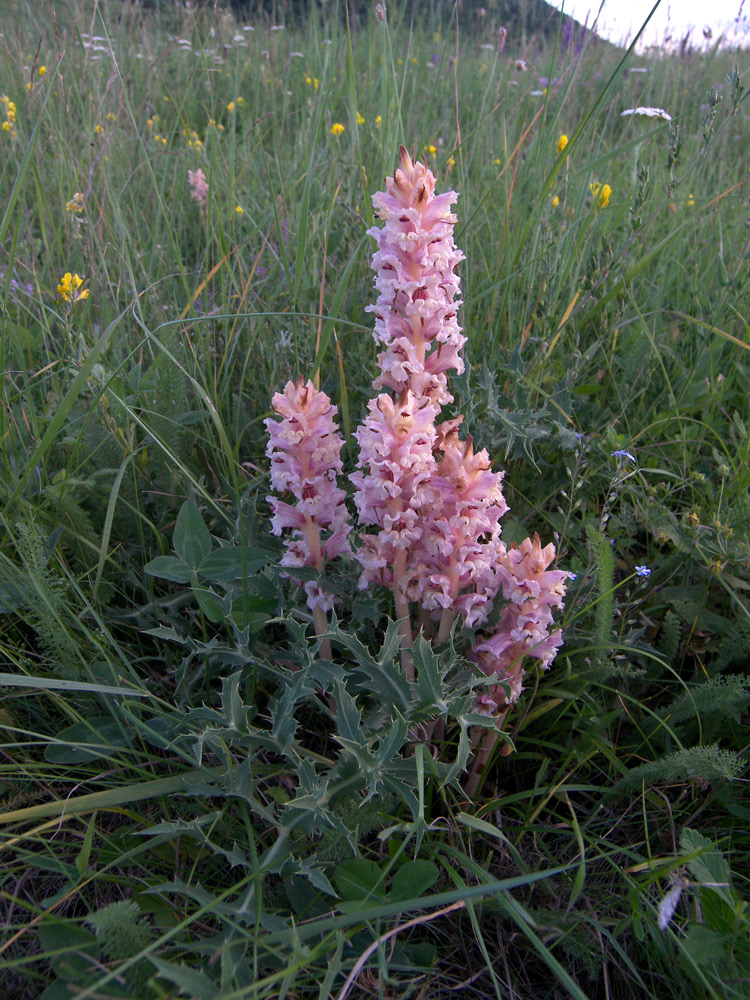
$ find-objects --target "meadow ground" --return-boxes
[0,1,749,998]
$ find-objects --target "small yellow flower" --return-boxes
[375,115,382,127]
[1,121,10,132]
[106,112,117,122]
[356,111,365,125]
[551,195,560,208]
[493,158,501,165]
[26,82,32,91]
[447,156,456,170]
[330,122,344,137]
[687,193,695,206]
[235,204,244,214]
[38,65,47,76]
[589,181,602,198]
[556,134,568,153]
[57,272,89,304]
[596,183,611,209]
[424,143,437,155]
[94,123,104,136]
[227,101,235,112]
[237,97,245,106]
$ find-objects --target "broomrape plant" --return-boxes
[266,147,570,784]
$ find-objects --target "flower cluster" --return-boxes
[66,192,85,214]
[1,94,17,135]
[266,146,569,727]
[364,147,466,406]
[188,168,209,207]
[265,377,351,612]
[470,535,568,710]
[57,272,89,304]
[589,181,612,209]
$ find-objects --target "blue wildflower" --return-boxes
[635,565,651,577]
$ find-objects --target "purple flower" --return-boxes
[635,565,651,577]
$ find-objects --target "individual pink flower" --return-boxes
[187,167,209,208]
[366,146,466,406]
[265,377,350,611]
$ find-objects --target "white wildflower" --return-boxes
[621,106,673,121]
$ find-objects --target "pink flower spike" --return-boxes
[366,146,466,405]
[407,425,508,628]
[265,377,350,612]
[351,389,440,595]
[468,534,570,716]
[188,167,209,208]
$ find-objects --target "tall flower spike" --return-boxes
[265,377,351,614]
[366,146,466,406]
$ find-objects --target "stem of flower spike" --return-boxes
[392,550,414,680]
[304,515,333,661]
[437,608,457,644]
[463,713,509,798]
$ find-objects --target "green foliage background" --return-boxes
[0,0,748,997]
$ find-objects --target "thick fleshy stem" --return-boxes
[393,550,414,679]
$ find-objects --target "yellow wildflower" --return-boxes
[596,184,611,209]
[65,192,84,213]
[330,122,344,137]
[375,115,382,127]
[235,204,244,214]
[551,195,560,208]
[356,111,365,125]
[589,181,601,198]
[425,143,436,155]
[38,65,47,76]
[687,193,695,206]
[227,101,235,112]
[94,123,104,136]
[556,134,568,153]
[237,97,245,106]
[106,112,117,122]
[1,94,17,135]
[57,272,89,304]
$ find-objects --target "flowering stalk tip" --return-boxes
[265,377,351,621]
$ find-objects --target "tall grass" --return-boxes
[1,1,749,997]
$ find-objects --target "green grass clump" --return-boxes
[1,1,749,998]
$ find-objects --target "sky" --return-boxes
[547,0,750,49]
